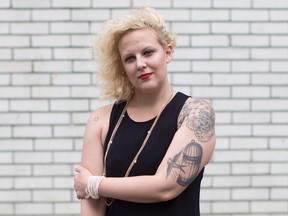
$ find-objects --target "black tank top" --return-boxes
[104,92,204,216]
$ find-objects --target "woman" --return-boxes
[74,6,216,216]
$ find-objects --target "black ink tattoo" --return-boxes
[167,139,203,187]
[178,98,215,142]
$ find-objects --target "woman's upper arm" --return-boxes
[155,97,216,199]
[80,104,112,215]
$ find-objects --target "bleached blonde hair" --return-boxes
[93,6,177,101]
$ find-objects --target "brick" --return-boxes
[159,9,190,21]
[252,48,288,59]
[252,176,288,187]
[33,164,71,176]
[32,86,70,98]
[0,36,30,47]
[212,23,249,34]
[35,139,73,150]
[33,190,71,202]
[53,151,81,163]
[10,100,49,111]
[34,61,71,72]
[12,0,50,8]
[213,0,251,8]
[213,74,250,85]
[0,113,30,125]
[0,126,11,138]
[251,201,288,213]
[213,150,251,162]
[53,125,85,138]
[232,163,270,175]
[72,9,109,21]
[271,163,288,174]
[0,61,32,72]
[0,24,9,34]
[252,150,288,161]
[0,165,31,176]
[233,188,269,200]
[71,86,101,98]
[173,0,211,8]
[11,23,49,34]
[54,48,92,60]
[14,152,52,163]
[192,86,230,98]
[15,203,53,214]
[271,188,288,199]
[54,203,80,214]
[0,74,10,85]
[173,48,210,60]
[12,74,50,85]
[270,10,288,20]
[215,113,231,124]
[232,86,270,98]
[0,10,30,21]
[0,139,33,151]
[232,61,269,72]
[191,35,229,47]
[213,99,250,111]
[231,10,269,21]
[32,9,70,21]
[0,190,31,202]
[271,61,288,72]
[175,35,190,46]
[213,176,250,187]
[201,188,230,201]
[0,152,12,163]
[212,48,249,59]
[271,36,288,46]
[133,0,171,7]
[212,201,249,213]
[169,61,191,72]
[172,73,210,85]
[92,0,130,8]
[192,61,230,72]
[50,99,89,111]
[32,35,70,47]
[52,0,91,8]
[251,23,288,34]
[71,35,96,47]
[191,9,229,21]
[13,126,52,138]
[205,163,230,175]
[0,49,12,59]
[32,113,70,124]
[54,177,74,188]
[231,35,269,47]
[15,177,52,189]
[233,112,270,124]
[51,22,90,34]
[252,74,288,85]
[253,0,288,8]
[0,87,30,98]
[172,23,210,34]
[0,204,13,215]
[272,87,288,98]
[14,48,52,60]
[0,0,10,7]
[270,138,288,149]
[52,73,90,85]
[73,60,95,72]
[252,99,288,111]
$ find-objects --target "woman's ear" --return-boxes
[165,45,173,63]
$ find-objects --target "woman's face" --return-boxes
[118,28,172,93]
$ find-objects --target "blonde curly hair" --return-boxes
[93,6,177,101]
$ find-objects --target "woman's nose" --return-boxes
[136,56,147,70]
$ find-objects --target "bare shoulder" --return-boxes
[178,97,215,143]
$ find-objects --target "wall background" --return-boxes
[0,0,288,215]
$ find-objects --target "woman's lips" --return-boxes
[139,72,153,80]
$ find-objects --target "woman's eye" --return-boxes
[125,56,135,63]
[143,50,154,56]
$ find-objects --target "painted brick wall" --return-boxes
[0,0,287,215]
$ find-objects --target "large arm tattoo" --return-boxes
[166,139,202,187]
[177,98,215,142]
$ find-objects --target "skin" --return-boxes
[74,28,216,214]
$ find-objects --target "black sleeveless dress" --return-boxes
[103,92,204,216]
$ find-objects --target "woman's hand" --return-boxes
[74,166,92,199]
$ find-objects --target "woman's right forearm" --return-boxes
[81,198,106,216]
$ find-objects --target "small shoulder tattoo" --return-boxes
[178,98,215,142]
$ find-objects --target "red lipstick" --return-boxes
[139,73,153,80]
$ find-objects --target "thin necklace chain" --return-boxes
[103,87,174,206]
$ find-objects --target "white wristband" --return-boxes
[85,176,105,199]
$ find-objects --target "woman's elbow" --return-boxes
[155,187,182,202]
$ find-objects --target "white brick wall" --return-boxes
[0,0,287,215]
